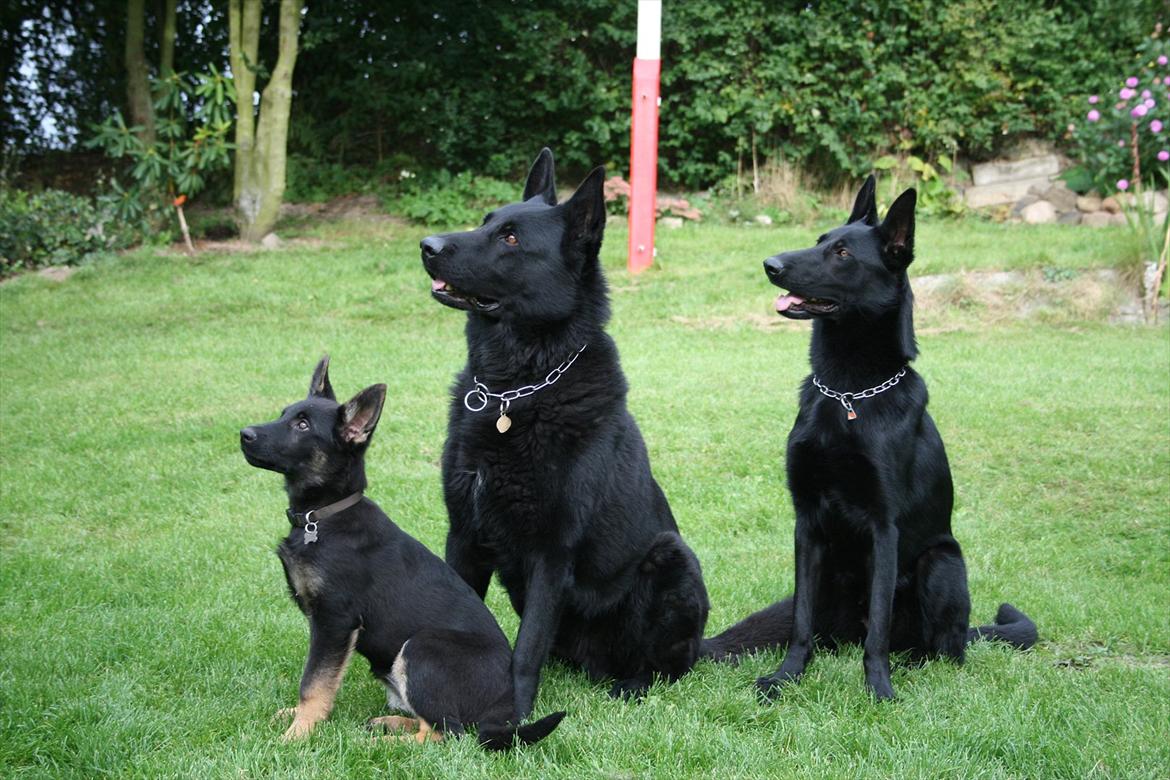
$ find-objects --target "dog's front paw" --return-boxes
[271,706,297,722]
[866,676,896,702]
[755,670,799,701]
[281,717,317,742]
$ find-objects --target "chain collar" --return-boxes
[463,344,588,433]
[812,367,907,421]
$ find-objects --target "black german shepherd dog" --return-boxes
[711,177,1038,700]
[420,149,712,718]
[239,356,564,749]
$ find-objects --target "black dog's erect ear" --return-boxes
[564,166,606,245]
[523,147,558,206]
[308,354,335,400]
[880,188,917,268]
[339,383,386,445]
[847,175,879,226]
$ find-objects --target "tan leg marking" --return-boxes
[281,629,359,742]
[368,715,421,733]
[413,718,443,744]
[384,718,443,744]
[272,707,297,722]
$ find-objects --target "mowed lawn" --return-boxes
[1,216,1168,779]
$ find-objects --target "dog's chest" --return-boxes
[788,415,885,521]
[276,541,325,612]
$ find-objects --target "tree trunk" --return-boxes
[125,0,155,143]
[159,0,177,76]
[230,0,303,243]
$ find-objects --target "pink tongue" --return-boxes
[431,278,448,292]
[775,294,805,312]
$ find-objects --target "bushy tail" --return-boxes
[699,598,794,662]
[966,603,1038,650]
[476,711,566,752]
[701,598,1038,662]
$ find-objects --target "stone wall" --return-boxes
[962,154,1167,227]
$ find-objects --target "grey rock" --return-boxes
[1076,194,1103,213]
[1021,200,1058,224]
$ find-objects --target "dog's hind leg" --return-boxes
[913,540,971,664]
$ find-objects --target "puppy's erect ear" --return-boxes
[847,174,879,226]
[523,147,557,206]
[879,188,917,269]
[308,354,335,400]
[339,384,386,446]
[564,166,606,246]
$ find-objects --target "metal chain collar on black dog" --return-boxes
[812,367,907,421]
[463,344,588,433]
[286,491,364,544]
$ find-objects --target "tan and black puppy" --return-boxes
[239,356,565,749]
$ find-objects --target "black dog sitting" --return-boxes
[239,356,564,748]
[420,149,714,718]
[719,177,1036,701]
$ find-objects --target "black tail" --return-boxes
[699,598,794,662]
[476,711,566,752]
[701,598,1038,662]
[966,603,1038,650]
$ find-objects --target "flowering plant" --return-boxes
[1070,34,1169,195]
[1068,31,1169,320]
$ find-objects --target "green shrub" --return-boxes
[290,0,1164,188]
[0,189,109,274]
[385,170,517,226]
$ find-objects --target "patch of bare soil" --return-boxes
[671,269,1163,332]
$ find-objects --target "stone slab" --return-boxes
[965,175,1059,208]
[972,155,1062,186]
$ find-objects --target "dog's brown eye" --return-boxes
[835,247,849,257]
[502,232,518,246]
[295,419,309,431]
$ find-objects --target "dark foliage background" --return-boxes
[2,0,1165,188]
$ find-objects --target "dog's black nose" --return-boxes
[420,236,445,258]
[764,256,786,281]
[240,427,257,444]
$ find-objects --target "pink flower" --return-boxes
[1119,140,1127,147]
[1160,55,1169,65]
[1120,87,1136,100]
[1153,120,1165,133]
[1165,76,1170,85]
[1143,89,1153,99]
[1117,179,1130,191]
[1087,109,1101,121]
[1089,94,1099,104]
[1147,98,1157,108]
[1133,104,1149,118]
[1160,150,1170,162]
[1126,77,1140,87]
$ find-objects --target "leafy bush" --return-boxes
[0,189,109,273]
[290,0,1164,189]
[87,67,234,245]
[385,170,517,226]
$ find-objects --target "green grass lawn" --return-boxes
[2,217,1168,779]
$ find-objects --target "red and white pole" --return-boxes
[628,0,661,274]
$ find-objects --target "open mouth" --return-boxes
[430,278,501,313]
[774,293,840,319]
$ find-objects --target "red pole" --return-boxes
[628,1,661,274]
